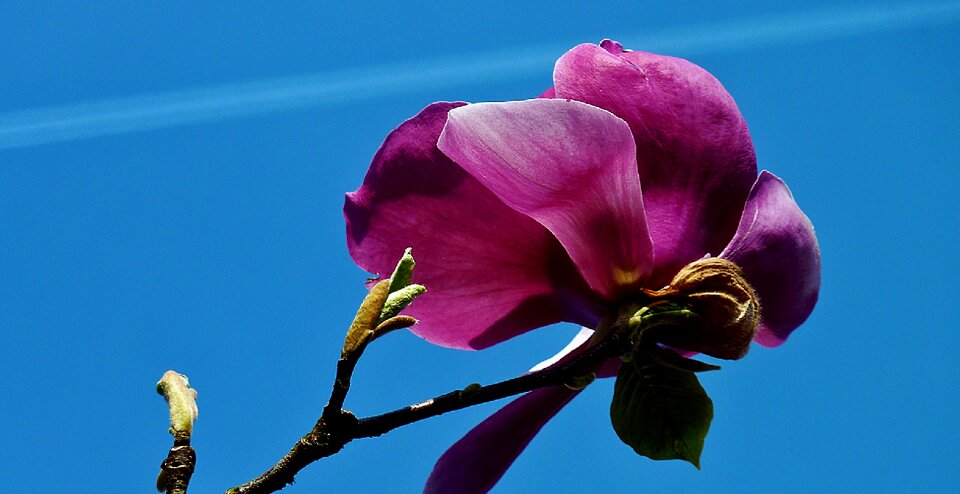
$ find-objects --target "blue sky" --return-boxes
[1,1,958,492]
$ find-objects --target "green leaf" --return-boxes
[387,247,416,294]
[380,283,426,321]
[610,352,713,467]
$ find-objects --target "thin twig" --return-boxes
[226,332,628,494]
[159,438,197,494]
[355,334,626,438]
[322,354,361,419]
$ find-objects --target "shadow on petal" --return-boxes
[346,102,600,350]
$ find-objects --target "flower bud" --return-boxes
[156,370,199,437]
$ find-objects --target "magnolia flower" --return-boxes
[345,40,820,493]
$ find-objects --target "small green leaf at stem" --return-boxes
[380,284,426,322]
[461,383,482,396]
[387,247,416,294]
[610,351,713,468]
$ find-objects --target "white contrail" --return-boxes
[1,1,958,150]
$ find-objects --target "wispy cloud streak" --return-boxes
[2,2,958,150]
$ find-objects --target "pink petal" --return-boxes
[424,385,579,494]
[720,171,821,347]
[438,99,654,301]
[554,42,757,285]
[345,102,601,350]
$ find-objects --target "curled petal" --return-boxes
[554,42,757,284]
[439,99,654,300]
[720,171,821,347]
[425,385,579,494]
[529,327,593,373]
[345,102,600,350]
[528,326,622,378]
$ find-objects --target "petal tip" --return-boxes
[599,39,624,54]
[722,171,821,346]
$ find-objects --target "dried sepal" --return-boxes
[644,257,759,360]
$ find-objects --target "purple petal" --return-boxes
[425,385,579,494]
[345,102,600,350]
[554,42,757,285]
[438,99,654,300]
[720,171,821,347]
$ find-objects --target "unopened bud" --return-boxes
[564,372,597,390]
[156,371,198,438]
[343,280,391,356]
